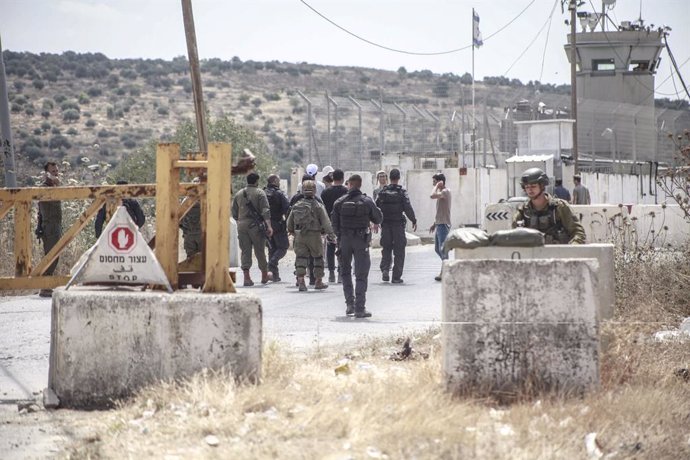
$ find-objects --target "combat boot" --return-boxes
[297,276,308,292]
[261,270,271,284]
[314,278,328,290]
[243,269,254,287]
[354,309,372,318]
[328,270,336,283]
[345,302,355,316]
[382,271,390,282]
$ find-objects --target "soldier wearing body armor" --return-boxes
[264,174,290,282]
[287,180,335,291]
[232,172,274,286]
[332,174,383,318]
[375,169,417,283]
[513,168,586,244]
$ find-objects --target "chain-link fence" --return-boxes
[291,89,689,173]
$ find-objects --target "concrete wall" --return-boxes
[442,259,600,395]
[480,203,689,248]
[453,244,615,320]
[49,288,262,408]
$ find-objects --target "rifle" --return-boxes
[243,190,272,250]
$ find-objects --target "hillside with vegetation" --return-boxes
[2,50,683,186]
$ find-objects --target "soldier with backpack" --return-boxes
[375,169,417,283]
[287,180,335,291]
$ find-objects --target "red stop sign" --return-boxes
[108,226,135,253]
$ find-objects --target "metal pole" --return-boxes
[425,109,440,151]
[0,35,17,187]
[327,94,339,167]
[472,8,477,169]
[348,96,363,170]
[325,91,331,163]
[297,90,313,163]
[181,0,208,153]
[412,105,428,155]
[569,0,579,173]
[393,103,406,153]
[482,99,487,167]
[370,98,384,157]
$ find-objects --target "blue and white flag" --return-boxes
[473,10,483,47]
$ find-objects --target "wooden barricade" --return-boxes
[0,142,235,293]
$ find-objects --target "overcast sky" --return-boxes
[3,0,689,100]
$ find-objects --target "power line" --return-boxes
[503,0,558,77]
[299,0,536,56]
[539,0,559,81]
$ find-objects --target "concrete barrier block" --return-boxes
[453,244,614,320]
[442,259,599,395]
[49,288,262,408]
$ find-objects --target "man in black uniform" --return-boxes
[332,174,383,318]
[320,169,348,283]
[35,161,62,297]
[264,174,290,282]
[375,168,417,283]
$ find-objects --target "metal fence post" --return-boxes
[297,90,312,164]
[348,96,363,170]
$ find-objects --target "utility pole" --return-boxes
[181,0,208,153]
[569,0,579,173]
[0,35,17,187]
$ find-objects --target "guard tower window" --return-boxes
[593,58,615,71]
[628,60,650,72]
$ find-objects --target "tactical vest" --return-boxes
[522,202,569,243]
[339,194,370,229]
[265,187,284,222]
[377,185,404,221]
[291,199,321,231]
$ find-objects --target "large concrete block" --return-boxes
[442,259,599,395]
[49,288,262,408]
[453,244,614,320]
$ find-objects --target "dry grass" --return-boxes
[64,315,690,460]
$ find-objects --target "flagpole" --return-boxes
[471,8,476,169]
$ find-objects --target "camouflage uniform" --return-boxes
[36,180,62,276]
[179,202,202,258]
[287,181,334,290]
[513,194,586,244]
[232,184,271,272]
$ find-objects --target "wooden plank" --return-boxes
[30,197,105,276]
[0,183,202,202]
[13,201,32,276]
[203,143,234,293]
[155,143,180,290]
[0,276,71,290]
[174,160,208,169]
[0,200,12,221]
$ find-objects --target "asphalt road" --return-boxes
[0,244,443,403]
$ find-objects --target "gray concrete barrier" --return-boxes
[453,244,614,320]
[442,259,600,395]
[48,288,262,408]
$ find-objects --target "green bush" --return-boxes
[87,87,102,97]
[63,109,80,122]
[85,119,97,128]
[33,80,45,90]
[66,127,78,136]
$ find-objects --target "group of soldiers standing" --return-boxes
[230,165,417,318]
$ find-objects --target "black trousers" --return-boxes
[379,223,407,280]
[339,232,370,311]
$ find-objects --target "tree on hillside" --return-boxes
[113,116,274,192]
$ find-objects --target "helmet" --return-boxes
[306,164,318,177]
[302,180,316,198]
[520,168,549,187]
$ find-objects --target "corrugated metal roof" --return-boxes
[505,154,554,163]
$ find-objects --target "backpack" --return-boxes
[291,199,319,231]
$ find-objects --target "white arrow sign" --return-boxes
[66,206,172,292]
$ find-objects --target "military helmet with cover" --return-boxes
[302,180,316,198]
[520,168,549,188]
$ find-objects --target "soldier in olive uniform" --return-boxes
[512,168,586,244]
[264,174,290,282]
[35,161,62,297]
[375,168,417,283]
[232,172,273,286]
[287,180,335,291]
[180,202,202,259]
[332,174,383,318]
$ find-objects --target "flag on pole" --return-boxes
[473,9,483,47]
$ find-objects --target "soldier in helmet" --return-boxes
[287,180,335,291]
[513,168,586,244]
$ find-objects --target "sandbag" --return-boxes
[443,227,491,251]
[490,228,545,247]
